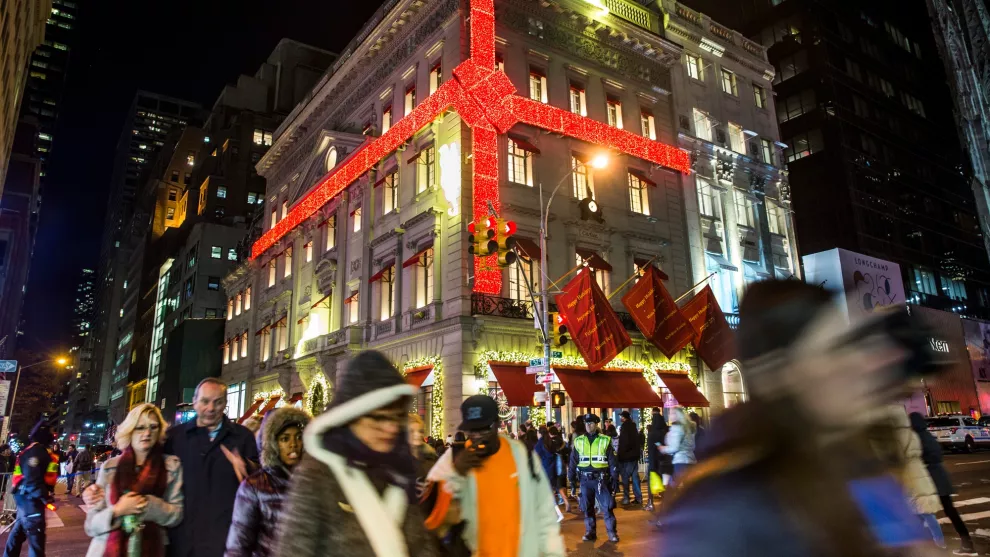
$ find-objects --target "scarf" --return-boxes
[321,427,418,503]
[105,445,168,557]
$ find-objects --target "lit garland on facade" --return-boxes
[250,0,691,297]
[402,356,444,438]
[252,387,285,406]
[304,372,331,416]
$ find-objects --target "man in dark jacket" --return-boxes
[63,444,78,495]
[616,411,642,505]
[3,421,58,557]
[72,444,93,496]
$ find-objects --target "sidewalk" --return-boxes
[560,500,662,557]
[0,490,92,556]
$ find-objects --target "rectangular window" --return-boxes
[735,191,756,228]
[761,139,775,165]
[845,58,863,81]
[572,155,595,199]
[261,329,271,362]
[379,267,395,321]
[775,51,808,83]
[281,200,288,219]
[166,207,176,220]
[753,84,767,108]
[227,299,234,321]
[576,252,610,296]
[187,152,196,166]
[353,207,362,232]
[569,83,587,116]
[211,246,222,259]
[404,86,416,115]
[686,54,703,81]
[944,278,967,301]
[693,108,712,141]
[697,179,719,219]
[777,89,816,122]
[348,293,360,324]
[224,342,230,365]
[496,54,505,72]
[720,68,738,96]
[216,186,227,199]
[208,277,220,291]
[268,260,276,287]
[606,96,624,129]
[284,248,292,278]
[508,257,534,301]
[415,248,435,309]
[628,172,650,215]
[168,189,178,201]
[783,129,824,162]
[253,129,273,146]
[171,170,180,182]
[382,106,392,134]
[277,322,288,352]
[305,241,313,263]
[382,172,398,214]
[227,248,237,261]
[641,111,656,140]
[507,140,534,187]
[429,62,442,94]
[184,173,192,185]
[235,293,242,315]
[900,93,926,117]
[728,122,746,153]
[767,201,786,235]
[529,68,548,103]
[244,287,251,310]
[912,267,938,296]
[417,145,436,193]
[324,216,336,251]
[240,335,248,358]
[853,95,871,118]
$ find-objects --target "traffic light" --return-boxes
[468,217,497,257]
[551,311,568,347]
[495,218,517,267]
[551,391,565,408]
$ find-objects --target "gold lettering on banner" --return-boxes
[664,322,686,340]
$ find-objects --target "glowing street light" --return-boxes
[590,153,609,169]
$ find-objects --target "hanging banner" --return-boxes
[555,269,631,372]
[682,285,735,371]
[0,380,10,416]
[621,265,696,358]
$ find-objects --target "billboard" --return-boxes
[962,318,990,414]
[802,248,905,321]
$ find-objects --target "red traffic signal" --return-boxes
[468,218,498,256]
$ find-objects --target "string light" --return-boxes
[304,372,331,415]
[403,356,444,438]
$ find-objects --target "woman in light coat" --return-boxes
[85,403,183,557]
[660,406,697,480]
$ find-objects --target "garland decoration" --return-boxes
[305,372,331,416]
[402,356,444,438]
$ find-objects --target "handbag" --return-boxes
[649,471,665,496]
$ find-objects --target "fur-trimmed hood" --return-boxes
[260,407,311,469]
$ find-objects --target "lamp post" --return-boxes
[1,356,69,441]
[536,154,609,423]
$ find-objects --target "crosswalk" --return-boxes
[938,496,990,530]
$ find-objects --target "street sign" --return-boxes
[529,358,546,367]
[0,361,17,373]
[540,374,555,384]
[525,365,543,375]
[551,351,563,358]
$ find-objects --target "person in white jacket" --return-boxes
[424,395,565,557]
[660,406,697,481]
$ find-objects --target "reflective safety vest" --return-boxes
[11,444,59,489]
[573,434,610,469]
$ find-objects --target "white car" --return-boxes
[926,416,990,452]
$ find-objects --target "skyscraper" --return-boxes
[91,92,205,408]
[72,267,94,339]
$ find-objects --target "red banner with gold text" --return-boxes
[555,269,632,372]
[681,285,735,371]
[620,265,696,358]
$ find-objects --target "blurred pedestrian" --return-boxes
[616,411,642,505]
[3,421,58,557]
[909,412,975,555]
[225,407,310,557]
[658,280,945,556]
[688,412,705,450]
[408,413,438,498]
[568,420,585,499]
[660,407,696,482]
[534,425,563,521]
[645,409,670,512]
[523,427,538,452]
[275,351,440,556]
[64,444,78,495]
[84,403,183,557]
[550,425,571,512]
[74,444,94,496]
[425,395,565,556]
[569,413,618,544]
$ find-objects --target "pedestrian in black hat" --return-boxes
[568,413,619,543]
[3,421,58,557]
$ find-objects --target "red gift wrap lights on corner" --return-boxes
[251,0,692,295]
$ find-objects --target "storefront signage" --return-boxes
[930,338,950,353]
[682,285,735,371]
[555,269,631,372]
[621,264,696,357]
[803,248,905,321]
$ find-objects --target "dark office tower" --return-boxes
[19,0,78,187]
[72,267,94,339]
[91,92,205,408]
[678,0,990,318]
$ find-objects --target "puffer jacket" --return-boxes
[661,423,697,465]
[880,405,941,515]
[225,407,311,557]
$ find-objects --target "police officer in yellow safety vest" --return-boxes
[3,420,58,557]
[568,413,619,544]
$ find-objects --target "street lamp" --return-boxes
[1,356,70,440]
[535,154,609,422]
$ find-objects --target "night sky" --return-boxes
[23,0,386,347]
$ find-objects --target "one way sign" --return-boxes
[0,361,17,373]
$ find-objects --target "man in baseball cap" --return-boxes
[569,413,619,543]
[425,395,564,556]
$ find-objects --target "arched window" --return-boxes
[721,361,746,409]
[325,146,338,172]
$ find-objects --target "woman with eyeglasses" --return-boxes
[84,403,183,557]
[275,351,441,557]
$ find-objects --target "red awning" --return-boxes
[259,395,282,416]
[344,291,359,304]
[635,258,669,280]
[555,368,662,408]
[489,362,542,407]
[629,168,657,187]
[297,313,308,325]
[508,135,541,154]
[403,242,434,267]
[515,238,541,262]
[311,294,331,309]
[369,261,395,283]
[255,324,270,336]
[288,393,303,405]
[577,248,613,272]
[656,372,710,408]
[405,366,433,388]
[237,399,264,424]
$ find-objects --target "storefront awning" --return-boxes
[508,134,541,154]
[369,261,395,283]
[288,393,303,405]
[629,168,657,187]
[403,242,434,268]
[404,366,433,388]
[656,372,710,408]
[515,238,541,262]
[259,395,282,416]
[489,362,542,407]
[311,294,331,309]
[555,368,661,408]
[577,248,613,272]
[635,258,669,280]
[237,399,264,424]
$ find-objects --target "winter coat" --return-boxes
[662,423,697,465]
[880,406,941,515]
[165,416,260,557]
[74,448,94,471]
[617,420,641,462]
[647,422,672,475]
[534,440,558,487]
[84,454,184,557]
[910,414,953,496]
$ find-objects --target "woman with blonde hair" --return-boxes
[660,406,696,483]
[85,403,183,557]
